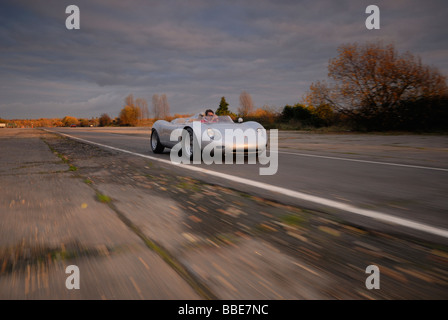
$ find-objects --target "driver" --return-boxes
[201,109,218,123]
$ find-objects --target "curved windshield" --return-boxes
[201,115,234,124]
[172,114,234,124]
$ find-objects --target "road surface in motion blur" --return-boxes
[0,128,447,300]
[51,127,448,238]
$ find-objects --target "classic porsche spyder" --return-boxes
[150,113,267,159]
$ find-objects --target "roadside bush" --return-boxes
[242,106,281,128]
[391,96,448,131]
[281,104,326,127]
[99,113,112,127]
[78,118,90,127]
[62,116,78,127]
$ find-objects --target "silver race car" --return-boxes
[150,113,267,159]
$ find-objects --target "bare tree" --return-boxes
[144,101,150,119]
[125,94,134,108]
[160,94,170,119]
[135,98,148,120]
[152,93,170,119]
[152,94,161,119]
[238,91,255,116]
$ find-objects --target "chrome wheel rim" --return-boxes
[183,130,193,157]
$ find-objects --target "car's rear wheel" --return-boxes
[151,129,164,153]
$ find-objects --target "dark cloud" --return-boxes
[0,0,447,118]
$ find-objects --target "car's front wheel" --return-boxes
[151,129,165,153]
[181,127,196,160]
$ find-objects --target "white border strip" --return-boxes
[47,129,448,239]
[276,150,448,172]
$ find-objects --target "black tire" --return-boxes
[181,127,195,161]
[150,129,164,154]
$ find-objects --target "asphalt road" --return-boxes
[48,127,448,244]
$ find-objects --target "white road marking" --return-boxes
[46,129,448,239]
[276,150,448,172]
[66,129,150,139]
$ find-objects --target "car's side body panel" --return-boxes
[151,114,267,152]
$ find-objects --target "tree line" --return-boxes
[98,93,171,127]
[2,41,447,131]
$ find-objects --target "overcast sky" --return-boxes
[0,0,447,119]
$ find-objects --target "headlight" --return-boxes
[206,129,221,140]
[207,128,215,139]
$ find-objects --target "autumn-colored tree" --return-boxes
[304,42,448,130]
[53,120,63,127]
[238,91,255,116]
[99,113,112,127]
[309,104,337,126]
[78,118,90,127]
[249,105,280,124]
[119,94,144,126]
[119,105,139,126]
[62,116,78,127]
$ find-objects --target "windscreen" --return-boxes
[201,115,234,123]
[172,114,234,124]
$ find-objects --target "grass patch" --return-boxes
[41,138,69,163]
[176,181,201,192]
[238,192,253,199]
[280,213,307,227]
[96,192,111,203]
[69,165,77,171]
[57,153,69,164]
[84,178,93,185]
[215,232,240,245]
